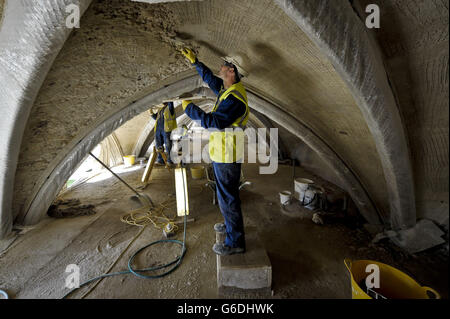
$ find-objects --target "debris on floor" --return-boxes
[47,198,96,218]
[312,213,324,225]
[1,165,447,299]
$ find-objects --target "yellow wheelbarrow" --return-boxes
[344,259,440,299]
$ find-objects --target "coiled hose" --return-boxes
[62,216,186,298]
[63,171,188,299]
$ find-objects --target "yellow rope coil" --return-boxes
[120,197,178,232]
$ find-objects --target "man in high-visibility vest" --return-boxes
[151,102,177,165]
[181,48,249,256]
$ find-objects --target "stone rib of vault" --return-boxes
[275,0,416,232]
[0,0,92,239]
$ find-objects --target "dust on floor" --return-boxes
[0,164,447,299]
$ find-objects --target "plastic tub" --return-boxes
[295,178,314,191]
[279,191,292,205]
[344,259,440,299]
[294,178,314,201]
[123,155,136,167]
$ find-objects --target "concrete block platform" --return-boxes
[216,227,272,297]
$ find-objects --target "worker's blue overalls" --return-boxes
[152,102,176,164]
[184,60,248,249]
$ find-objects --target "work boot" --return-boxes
[212,242,245,256]
[213,223,226,234]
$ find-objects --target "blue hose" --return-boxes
[63,214,187,299]
[63,168,189,299]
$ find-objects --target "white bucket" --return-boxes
[294,178,314,200]
[123,155,136,167]
[279,191,292,205]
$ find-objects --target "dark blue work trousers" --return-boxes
[154,129,173,164]
[212,162,245,249]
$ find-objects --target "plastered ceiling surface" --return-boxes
[12,0,389,226]
[0,0,92,237]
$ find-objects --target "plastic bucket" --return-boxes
[123,155,136,167]
[295,178,314,191]
[279,191,292,205]
[294,178,314,200]
[190,165,204,179]
[344,259,440,299]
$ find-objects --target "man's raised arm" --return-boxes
[181,48,223,95]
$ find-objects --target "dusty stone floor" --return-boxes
[0,164,447,299]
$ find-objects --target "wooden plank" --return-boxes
[141,146,157,183]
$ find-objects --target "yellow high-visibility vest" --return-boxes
[209,81,250,163]
[155,106,177,132]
